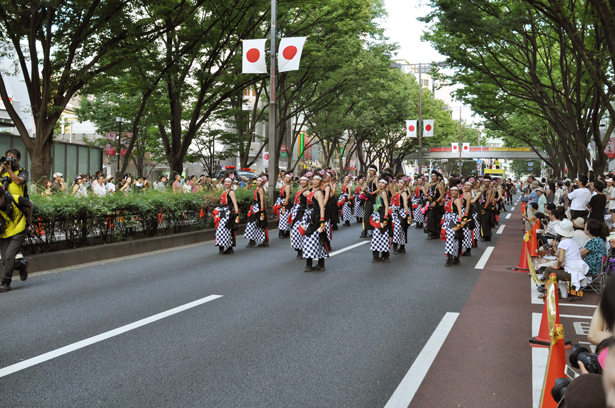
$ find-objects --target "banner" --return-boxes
[406,120,417,138]
[105,133,116,156]
[423,119,435,137]
[278,37,307,72]
[242,39,268,74]
[263,151,269,167]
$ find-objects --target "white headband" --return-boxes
[450,186,459,190]
[313,175,322,180]
[224,178,232,182]
[300,176,308,181]
[379,179,388,184]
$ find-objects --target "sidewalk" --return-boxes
[408,207,536,407]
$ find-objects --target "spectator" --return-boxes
[172,174,182,193]
[134,176,145,193]
[155,175,167,192]
[580,219,607,277]
[521,181,540,204]
[119,176,132,194]
[572,217,590,250]
[567,175,591,220]
[182,177,192,193]
[71,176,85,197]
[0,148,28,199]
[51,172,63,193]
[543,209,563,244]
[525,202,538,231]
[589,180,607,222]
[93,175,107,197]
[535,187,547,213]
[239,177,247,188]
[41,179,52,196]
[106,176,116,194]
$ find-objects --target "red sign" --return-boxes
[605,138,615,159]
[349,159,356,171]
[281,145,287,153]
[106,133,116,156]
[105,132,132,156]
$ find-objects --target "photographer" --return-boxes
[0,185,33,292]
[0,148,28,198]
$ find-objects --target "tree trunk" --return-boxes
[29,135,54,185]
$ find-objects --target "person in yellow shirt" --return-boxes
[0,185,33,292]
[0,148,28,198]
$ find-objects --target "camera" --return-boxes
[569,344,601,374]
[0,156,15,166]
[551,377,570,403]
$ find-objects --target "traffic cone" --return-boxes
[529,222,539,256]
[538,324,566,408]
[514,232,530,271]
[530,274,571,348]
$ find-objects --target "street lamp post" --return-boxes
[115,117,125,178]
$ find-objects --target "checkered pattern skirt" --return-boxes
[215,206,234,249]
[370,213,390,252]
[462,226,473,252]
[244,203,267,242]
[412,198,424,224]
[339,194,353,221]
[443,212,459,257]
[302,209,329,259]
[391,206,407,245]
[354,195,364,218]
[290,205,308,250]
[277,200,291,232]
[472,212,480,247]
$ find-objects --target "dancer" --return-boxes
[290,173,310,259]
[443,185,463,266]
[245,175,269,247]
[479,176,495,241]
[370,177,392,263]
[338,174,354,227]
[425,170,445,239]
[213,173,240,254]
[302,172,329,272]
[391,175,410,254]
[411,176,426,229]
[328,169,340,230]
[471,178,482,247]
[276,172,293,238]
[460,181,476,256]
[361,165,378,238]
[354,175,365,223]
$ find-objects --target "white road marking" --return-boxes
[0,294,223,378]
[410,223,416,227]
[384,312,459,408]
[496,225,505,234]
[475,247,494,269]
[328,241,369,257]
[532,313,549,408]
[530,281,597,307]
[506,213,511,219]
[510,207,515,211]
[560,314,593,319]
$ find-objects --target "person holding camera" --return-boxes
[0,185,33,292]
[0,148,28,199]
[567,175,592,220]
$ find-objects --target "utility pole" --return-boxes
[418,63,423,175]
[458,107,462,176]
[267,0,277,204]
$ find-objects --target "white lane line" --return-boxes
[0,294,223,378]
[410,223,416,227]
[530,280,598,307]
[384,312,459,408]
[560,314,593,319]
[532,313,549,408]
[328,241,369,257]
[475,246,494,269]
[506,213,511,219]
[510,207,515,211]
[496,225,506,235]
[560,304,598,308]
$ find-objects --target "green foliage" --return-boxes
[26,189,256,254]
[510,159,542,178]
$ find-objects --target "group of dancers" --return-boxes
[213,167,510,269]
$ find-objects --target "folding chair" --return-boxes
[582,255,607,297]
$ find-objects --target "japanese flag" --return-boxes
[278,37,307,72]
[451,143,459,152]
[242,39,267,74]
[423,119,435,137]
[406,120,417,138]
[462,142,470,152]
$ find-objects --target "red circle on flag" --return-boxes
[425,124,432,131]
[264,153,269,160]
[246,48,260,63]
[453,145,458,150]
[409,125,415,132]
[463,145,468,150]
[283,46,298,60]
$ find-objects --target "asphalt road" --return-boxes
[0,204,510,407]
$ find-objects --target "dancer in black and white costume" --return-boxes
[460,181,476,256]
[245,176,269,247]
[411,177,426,229]
[290,174,310,259]
[361,165,379,238]
[338,174,354,226]
[213,173,240,255]
[471,178,482,246]
[370,178,392,263]
[354,176,365,223]
[391,176,410,254]
[443,184,463,266]
[275,172,293,238]
[301,172,329,272]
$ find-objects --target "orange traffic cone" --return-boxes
[514,232,531,271]
[530,274,571,348]
[539,324,567,408]
[529,222,539,256]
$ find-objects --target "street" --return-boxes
[1,215,497,407]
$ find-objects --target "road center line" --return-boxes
[475,247,494,269]
[384,312,459,408]
[329,241,369,257]
[496,225,506,235]
[506,213,511,219]
[510,207,515,211]
[0,294,223,379]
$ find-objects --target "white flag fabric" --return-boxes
[406,120,417,138]
[423,119,435,137]
[278,37,307,72]
[242,39,268,74]
[451,143,459,152]
[462,142,470,152]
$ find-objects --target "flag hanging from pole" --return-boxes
[242,39,268,74]
[462,142,470,152]
[406,120,417,138]
[423,119,435,137]
[278,37,307,72]
[451,143,459,152]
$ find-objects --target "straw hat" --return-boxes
[555,219,575,237]
[535,187,544,193]
[531,181,540,188]
[572,217,585,229]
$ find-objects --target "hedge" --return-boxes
[25,189,258,254]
